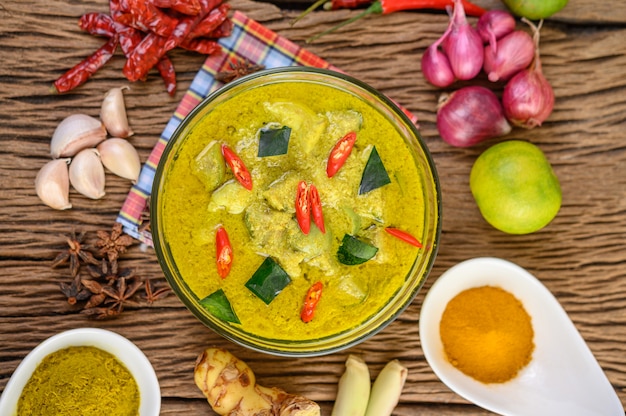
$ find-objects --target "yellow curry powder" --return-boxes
[439,285,534,383]
[17,346,140,416]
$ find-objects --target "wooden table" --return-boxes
[1,0,625,414]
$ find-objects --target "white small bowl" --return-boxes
[0,328,161,416]
[419,257,623,416]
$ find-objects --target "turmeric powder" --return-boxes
[439,285,534,383]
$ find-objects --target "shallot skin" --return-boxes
[503,68,554,128]
[477,10,517,50]
[437,86,512,147]
[421,43,455,88]
[484,30,535,82]
[502,18,555,129]
[443,0,484,81]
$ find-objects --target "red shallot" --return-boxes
[437,86,511,147]
[476,9,516,51]
[442,0,484,80]
[502,19,554,128]
[483,29,535,82]
[421,28,455,87]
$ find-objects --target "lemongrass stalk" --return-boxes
[331,355,371,416]
[364,359,408,416]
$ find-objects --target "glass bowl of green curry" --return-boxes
[151,67,441,356]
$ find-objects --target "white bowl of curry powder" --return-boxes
[0,327,161,416]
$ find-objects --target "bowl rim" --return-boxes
[151,66,442,357]
[0,327,161,416]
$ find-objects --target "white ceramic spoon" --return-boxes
[419,257,623,416]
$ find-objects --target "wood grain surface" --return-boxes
[1,0,625,414]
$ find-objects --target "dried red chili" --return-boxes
[326,131,357,178]
[188,3,230,38]
[123,32,168,82]
[155,56,177,96]
[385,227,423,248]
[151,0,202,16]
[53,37,119,93]
[56,0,230,93]
[309,184,325,234]
[115,0,179,38]
[221,144,253,190]
[215,226,233,278]
[301,281,323,323]
[295,181,311,235]
[180,37,221,54]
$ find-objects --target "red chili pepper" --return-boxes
[301,281,323,323]
[151,0,203,16]
[155,56,177,96]
[385,227,423,248]
[79,13,117,37]
[189,3,230,38]
[179,37,221,54]
[221,144,253,190]
[293,0,371,25]
[116,25,144,57]
[53,37,119,93]
[295,181,311,235]
[326,131,357,178]
[309,184,325,234]
[123,32,168,82]
[328,0,373,9]
[204,18,233,38]
[79,13,143,58]
[164,0,223,51]
[215,226,233,278]
[307,0,486,42]
[115,0,179,38]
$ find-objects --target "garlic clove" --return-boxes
[101,86,134,138]
[69,148,106,199]
[97,138,141,183]
[35,158,72,210]
[50,114,107,159]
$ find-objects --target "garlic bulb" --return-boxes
[69,148,106,199]
[35,159,72,210]
[97,138,141,183]
[101,87,134,138]
[50,114,107,159]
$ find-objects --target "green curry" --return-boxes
[161,80,427,341]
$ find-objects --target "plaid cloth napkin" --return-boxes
[116,11,414,246]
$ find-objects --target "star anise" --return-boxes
[60,275,92,305]
[52,231,100,277]
[103,277,143,313]
[81,279,108,309]
[95,223,134,263]
[144,279,171,304]
[215,59,265,84]
[86,258,134,286]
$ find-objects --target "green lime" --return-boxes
[470,140,561,234]
[501,0,569,19]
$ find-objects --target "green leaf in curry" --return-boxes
[245,257,292,304]
[258,126,292,157]
[337,234,379,265]
[359,146,391,194]
[199,289,240,324]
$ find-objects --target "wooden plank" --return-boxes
[0,0,625,414]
